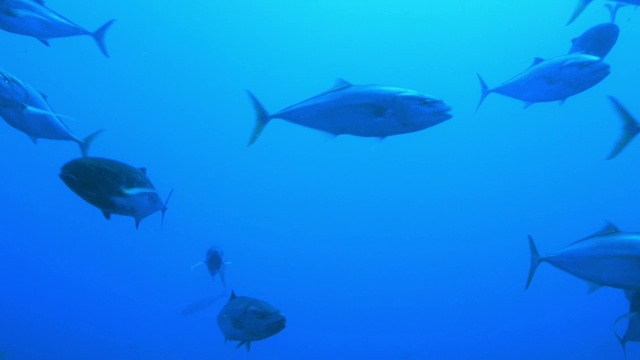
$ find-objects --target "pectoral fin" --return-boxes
[120,188,157,196]
[21,104,74,121]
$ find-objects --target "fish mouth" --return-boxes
[59,172,78,187]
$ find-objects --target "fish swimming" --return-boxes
[0,69,102,157]
[526,224,640,291]
[476,54,610,110]
[191,246,228,287]
[606,96,640,160]
[0,0,114,57]
[568,23,619,59]
[614,290,640,359]
[59,157,173,229]
[246,79,452,145]
[568,0,639,24]
[217,291,286,351]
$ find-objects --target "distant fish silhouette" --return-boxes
[568,0,639,25]
[246,79,452,145]
[59,157,173,229]
[217,291,286,351]
[0,0,114,57]
[526,223,640,291]
[606,97,640,160]
[192,246,228,287]
[568,23,619,59]
[476,54,609,110]
[0,69,102,157]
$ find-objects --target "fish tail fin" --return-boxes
[79,129,104,158]
[567,0,593,25]
[607,96,640,160]
[161,188,174,230]
[93,19,115,58]
[525,235,542,290]
[475,73,491,112]
[246,91,270,146]
[605,3,624,24]
[615,332,628,360]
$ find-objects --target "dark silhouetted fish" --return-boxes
[476,54,610,110]
[59,157,172,229]
[0,0,114,57]
[191,246,228,287]
[615,290,640,359]
[217,291,286,351]
[607,96,640,160]
[526,223,640,291]
[0,69,102,157]
[568,23,619,59]
[246,79,452,145]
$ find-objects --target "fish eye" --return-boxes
[1,75,9,84]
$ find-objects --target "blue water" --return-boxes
[0,0,639,359]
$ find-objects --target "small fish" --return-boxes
[191,246,228,287]
[526,224,640,291]
[0,70,102,156]
[607,96,640,160]
[568,23,619,59]
[246,79,452,145]
[217,291,286,351]
[476,54,610,110]
[59,157,173,229]
[614,290,640,359]
[0,0,114,57]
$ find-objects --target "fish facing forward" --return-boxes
[217,291,286,351]
[246,79,452,145]
[0,69,102,157]
[59,157,172,229]
[192,246,228,287]
[526,224,640,291]
[476,54,610,110]
[568,22,619,59]
[0,0,114,57]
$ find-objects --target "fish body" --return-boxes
[0,69,101,156]
[526,224,640,290]
[0,0,114,56]
[569,23,619,58]
[205,246,227,287]
[217,291,286,351]
[246,79,451,145]
[476,54,610,109]
[59,157,172,228]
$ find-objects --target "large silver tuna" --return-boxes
[246,79,452,145]
[0,0,114,57]
[217,291,286,351]
[476,54,610,110]
[0,69,101,156]
[568,23,619,59]
[526,224,640,291]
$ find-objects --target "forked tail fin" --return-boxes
[79,129,104,158]
[525,235,542,290]
[607,97,640,160]
[93,19,116,57]
[246,91,270,146]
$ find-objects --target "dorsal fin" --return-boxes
[229,290,237,301]
[331,78,351,91]
[530,57,544,68]
[139,167,147,174]
[589,222,620,238]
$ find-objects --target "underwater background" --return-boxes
[0,0,639,359]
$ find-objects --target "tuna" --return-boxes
[0,0,114,57]
[59,157,172,229]
[607,96,640,160]
[191,246,228,287]
[476,54,610,110]
[568,23,619,59]
[0,69,102,157]
[526,224,640,291]
[614,290,640,359]
[246,79,452,145]
[217,291,286,351]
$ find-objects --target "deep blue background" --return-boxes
[0,1,639,359]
